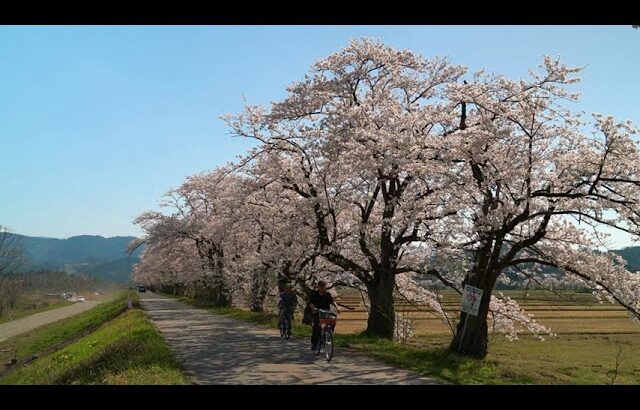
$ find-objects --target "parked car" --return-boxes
[137,286,146,293]
[76,296,85,302]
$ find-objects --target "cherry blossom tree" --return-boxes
[225,39,467,337]
[131,236,205,296]
[431,57,640,357]
[134,39,640,359]
[233,160,352,311]
[131,168,252,307]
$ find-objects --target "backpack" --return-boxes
[281,291,297,308]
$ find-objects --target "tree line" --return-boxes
[130,39,640,358]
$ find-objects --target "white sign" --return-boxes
[460,285,483,316]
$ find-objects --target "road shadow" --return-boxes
[141,294,443,385]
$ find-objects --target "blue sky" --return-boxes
[0,26,639,248]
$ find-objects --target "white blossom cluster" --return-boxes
[132,39,640,353]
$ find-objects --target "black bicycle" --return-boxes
[279,307,293,340]
[315,309,338,361]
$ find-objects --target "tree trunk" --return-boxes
[200,256,232,308]
[449,294,491,358]
[212,276,232,308]
[198,283,232,307]
[194,238,232,308]
[250,299,264,312]
[365,271,395,338]
[449,267,496,358]
[249,268,269,312]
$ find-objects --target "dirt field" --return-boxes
[331,290,640,336]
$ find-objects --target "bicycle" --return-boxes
[315,309,338,362]
[279,307,293,340]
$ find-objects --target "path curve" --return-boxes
[0,301,100,343]
[140,292,444,385]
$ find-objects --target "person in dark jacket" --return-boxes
[308,280,340,350]
[278,283,297,335]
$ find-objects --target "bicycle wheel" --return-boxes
[315,328,324,356]
[325,327,334,362]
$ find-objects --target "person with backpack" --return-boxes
[278,282,297,338]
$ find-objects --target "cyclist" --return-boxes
[278,283,297,337]
[308,280,340,350]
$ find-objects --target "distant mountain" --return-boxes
[84,256,140,283]
[8,233,143,283]
[612,246,640,272]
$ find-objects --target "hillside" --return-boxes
[612,246,640,272]
[8,234,142,283]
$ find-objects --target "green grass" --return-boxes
[332,332,640,384]
[333,333,520,384]
[0,304,189,385]
[0,291,129,367]
[174,294,640,385]
[0,298,73,325]
[469,333,640,384]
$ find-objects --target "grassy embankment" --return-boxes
[0,291,188,385]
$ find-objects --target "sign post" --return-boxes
[458,285,484,352]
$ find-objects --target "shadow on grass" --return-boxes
[335,332,533,384]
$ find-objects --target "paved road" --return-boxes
[140,293,444,385]
[0,301,100,343]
